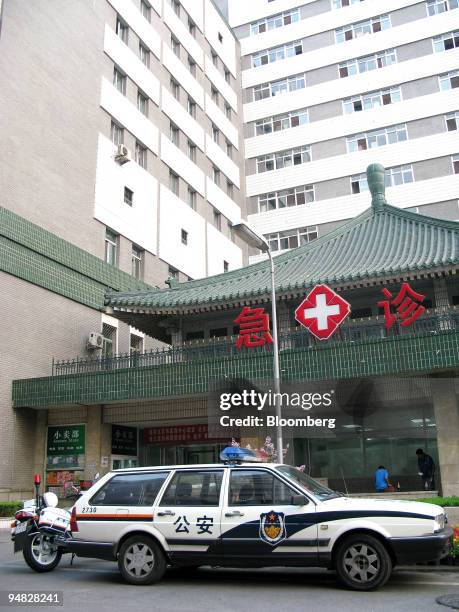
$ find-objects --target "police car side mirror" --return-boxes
[291,494,308,506]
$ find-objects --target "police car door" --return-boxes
[221,467,319,564]
[154,469,223,560]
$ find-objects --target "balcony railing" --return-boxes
[52,308,459,376]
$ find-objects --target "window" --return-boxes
[131,245,143,279]
[433,31,459,52]
[168,266,179,279]
[187,96,196,117]
[160,470,223,506]
[116,16,128,43]
[226,180,234,198]
[224,69,230,83]
[339,49,396,78]
[170,77,180,100]
[211,50,218,66]
[211,87,219,104]
[223,260,229,273]
[130,332,144,353]
[256,146,311,173]
[258,185,314,212]
[172,0,180,17]
[213,208,221,230]
[255,108,308,135]
[266,226,318,252]
[139,42,150,67]
[351,173,369,194]
[213,166,220,185]
[252,40,303,68]
[135,141,147,169]
[137,90,148,116]
[105,229,118,265]
[187,56,196,76]
[141,0,151,22]
[452,154,459,173]
[346,124,407,152]
[185,330,204,341]
[439,71,459,89]
[218,32,223,43]
[253,73,306,101]
[170,122,179,146]
[335,14,390,43]
[427,0,458,15]
[171,35,180,56]
[124,186,134,206]
[332,0,364,7]
[181,229,188,244]
[343,87,401,113]
[250,9,300,35]
[113,67,126,94]
[225,103,232,120]
[188,18,196,37]
[102,323,117,357]
[226,141,232,159]
[386,164,413,186]
[228,470,298,506]
[169,170,179,195]
[187,140,196,162]
[446,111,459,130]
[187,187,196,209]
[212,124,219,143]
[91,473,169,506]
[111,120,124,145]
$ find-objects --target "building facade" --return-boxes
[0,0,246,498]
[227,0,459,262]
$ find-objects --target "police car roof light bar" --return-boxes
[220,447,261,464]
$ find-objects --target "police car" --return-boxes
[66,448,452,590]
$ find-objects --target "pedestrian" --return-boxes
[416,448,435,491]
[374,465,393,492]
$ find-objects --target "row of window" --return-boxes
[250,9,300,35]
[253,73,305,101]
[105,229,145,281]
[265,226,318,252]
[427,0,459,15]
[101,321,144,359]
[252,40,303,68]
[332,0,364,8]
[256,146,311,173]
[255,108,308,135]
[335,14,391,43]
[347,123,407,152]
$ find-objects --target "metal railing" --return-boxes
[52,308,459,376]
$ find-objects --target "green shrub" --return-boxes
[0,501,23,517]
[416,496,459,507]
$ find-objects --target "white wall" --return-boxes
[181,0,204,32]
[206,177,242,224]
[106,0,161,58]
[163,2,205,68]
[158,184,207,279]
[205,135,240,187]
[162,44,205,108]
[206,223,243,275]
[161,87,205,151]
[204,0,237,75]
[94,134,158,254]
[160,134,205,195]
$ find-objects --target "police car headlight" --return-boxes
[434,513,445,532]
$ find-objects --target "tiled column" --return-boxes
[432,378,459,496]
[85,406,102,480]
[33,410,48,483]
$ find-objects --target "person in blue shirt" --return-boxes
[374,465,390,492]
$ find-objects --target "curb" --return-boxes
[397,565,459,572]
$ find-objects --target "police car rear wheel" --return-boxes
[335,534,392,591]
[118,536,166,585]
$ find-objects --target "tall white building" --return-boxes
[227,0,459,262]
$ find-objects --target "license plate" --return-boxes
[15,522,27,534]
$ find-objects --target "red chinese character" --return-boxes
[234,306,273,349]
[378,282,426,329]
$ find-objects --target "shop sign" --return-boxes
[234,306,273,349]
[144,424,215,444]
[111,425,138,456]
[295,284,351,340]
[378,282,426,329]
[46,425,85,470]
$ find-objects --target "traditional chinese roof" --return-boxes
[105,164,459,325]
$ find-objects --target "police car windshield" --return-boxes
[276,466,339,500]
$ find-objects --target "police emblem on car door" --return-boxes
[259,510,286,545]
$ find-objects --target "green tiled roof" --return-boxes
[106,164,459,314]
[0,207,152,310]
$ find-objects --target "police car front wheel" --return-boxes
[118,535,166,585]
[335,534,392,591]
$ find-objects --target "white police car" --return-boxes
[66,448,452,590]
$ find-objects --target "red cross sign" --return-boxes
[295,284,351,340]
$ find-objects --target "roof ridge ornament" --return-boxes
[367,163,386,211]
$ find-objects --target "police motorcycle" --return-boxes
[11,474,72,572]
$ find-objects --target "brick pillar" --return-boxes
[85,406,102,480]
[33,410,48,484]
[432,378,459,496]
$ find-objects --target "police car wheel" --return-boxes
[23,533,62,573]
[118,536,166,585]
[335,534,392,591]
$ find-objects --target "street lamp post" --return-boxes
[232,221,284,464]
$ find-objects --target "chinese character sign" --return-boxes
[378,282,426,329]
[234,306,273,349]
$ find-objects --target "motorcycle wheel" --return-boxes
[23,532,62,572]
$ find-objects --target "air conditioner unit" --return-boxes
[115,144,131,165]
[87,332,104,350]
